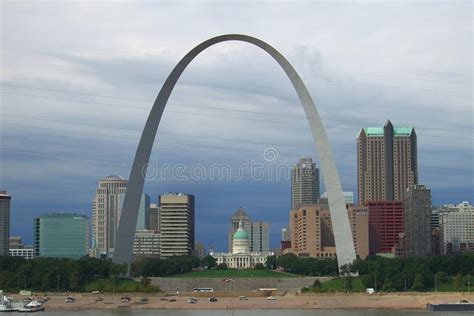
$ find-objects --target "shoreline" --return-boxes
[10,292,474,311]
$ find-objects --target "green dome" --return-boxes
[233,229,249,240]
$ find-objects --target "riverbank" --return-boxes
[9,292,474,311]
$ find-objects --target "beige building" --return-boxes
[159,193,195,258]
[289,201,369,259]
[91,175,128,258]
[357,120,417,204]
[133,229,160,259]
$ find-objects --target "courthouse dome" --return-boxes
[233,221,249,240]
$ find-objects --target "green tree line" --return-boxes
[0,256,125,292]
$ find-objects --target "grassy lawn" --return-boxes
[320,277,366,292]
[166,269,299,278]
[312,278,468,293]
[84,278,161,293]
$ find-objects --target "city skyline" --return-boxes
[1,1,472,253]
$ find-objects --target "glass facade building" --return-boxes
[34,213,89,259]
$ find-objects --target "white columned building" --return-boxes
[211,221,273,269]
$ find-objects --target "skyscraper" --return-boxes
[357,120,417,204]
[92,175,149,258]
[148,203,160,231]
[34,213,89,259]
[404,185,432,257]
[250,221,270,253]
[159,193,195,258]
[0,191,11,256]
[291,158,320,210]
[92,175,128,257]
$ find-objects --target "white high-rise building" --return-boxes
[439,201,474,254]
[91,175,149,258]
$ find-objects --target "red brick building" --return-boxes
[367,201,404,254]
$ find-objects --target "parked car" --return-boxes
[65,297,75,303]
[121,296,131,303]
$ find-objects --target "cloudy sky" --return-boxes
[1,0,472,251]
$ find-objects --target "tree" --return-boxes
[68,270,81,291]
[201,255,217,269]
[311,279,322,292]
[453,273,464,291]
[276,253,298,271]
[265,255,277,270]
[141,276,151,288]
[343,276,353,292]
[110,263,128,278]
[216,263,228,270]
[254,263,265,270]
[411,273,425,291]
[382,279,395,292]
[436,271,449,283]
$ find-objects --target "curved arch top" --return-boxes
[113,34,356,272]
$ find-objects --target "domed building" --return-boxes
[210,221,273,269]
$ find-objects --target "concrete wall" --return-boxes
[148,277,331,293]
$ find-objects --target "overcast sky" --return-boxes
[1,0,472,251]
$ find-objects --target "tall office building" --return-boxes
[0,191,11,256]
[439,201,474,254]
[92,175,149,258]
[159,193,195,258]
[404,185,432,257]
[148,203,160,231]
[34,213,89,258]
[92,175,128,257]
[367,201,404,254]
[250,221,270,253]
[289,202,368,259]
[228,207,252,253]
[291,158,320,210]
[357,120,417,204]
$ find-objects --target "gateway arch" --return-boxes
[113,34,357,272]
